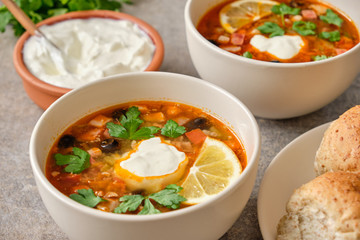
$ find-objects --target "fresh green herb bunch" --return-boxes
[114,184,187,215]
[0,0,133,36]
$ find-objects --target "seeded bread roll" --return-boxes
[276,171,360,240]
[315,105,360,176]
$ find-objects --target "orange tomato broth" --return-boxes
[45,101,247,213]
[197,0,359,63]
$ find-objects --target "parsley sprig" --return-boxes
[271,3,300,25]
[320,9,343,27]
[312,55,331,61]
[70,189,105,207]
[107,107,186,140]
[292,21,317,36]
[161,120,186,138]
[243,51,253,59]
[55,147,90,174]
[114,184,187,215]
[320,30,341,42]
[107,106,161,140]
[0,0,133,36]
[258,22,284,38]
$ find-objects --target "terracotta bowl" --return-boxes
[13,10,164,110]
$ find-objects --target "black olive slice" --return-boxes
[100,138,120,152]
[58,135,76,148]
[112,109,127,120]
[184,117,210,131]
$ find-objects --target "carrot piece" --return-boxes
[165,105,182,117]
[185,129,207,145]
[142,112,166,122]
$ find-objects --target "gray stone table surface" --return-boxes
[1,0,360,239]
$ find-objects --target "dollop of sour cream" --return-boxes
[23,18,155,89]
[250,35,304,60]
[120,137,186,177]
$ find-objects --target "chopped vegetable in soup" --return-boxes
[46,101,247,214]
[197,0,359,63]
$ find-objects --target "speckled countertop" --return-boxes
[1,1,360,239]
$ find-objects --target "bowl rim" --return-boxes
[29,71,261,221]
[13,10,165,95]
[184,0,360,68]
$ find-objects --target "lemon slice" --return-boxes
[180,137,242,204]
[219,0,279,33]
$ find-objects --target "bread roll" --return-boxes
[276,171,360,240]
[315,105,360,176]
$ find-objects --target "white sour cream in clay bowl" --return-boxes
[13,10,164,110]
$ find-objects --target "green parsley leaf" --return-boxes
[312,55,331,61]
[319,9,343,27]
[292,21,317,36]
[47,8,69,17]
[138,199,161,215]
[258,22,285,38]
[11,21,25,36]
[161,120,186,138]
[28,10,43,24]
[271,3,300,25]
[114,195,144,213]
[106,122,128,139]
[107,106,161,140]
[43,0,55,8]
[131,126,160,140]
[68,0,96,11]
[96,0,122,10]
[54,147,90,173]
[21,0,42,12]
[319,30,341,42]
[121,106,144,135]
[271,3,301,15]
[0,9,13,33]
[70,189,105,207]
[149,184,187,209]
[243,51,253,58]
[120,0,133,4]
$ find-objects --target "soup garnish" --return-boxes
[46,101,246,214]
[197,0,359,63]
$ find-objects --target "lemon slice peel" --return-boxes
[180,137,242,204]
[219,0,279,33]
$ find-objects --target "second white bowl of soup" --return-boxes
[185,0,360,119]
[29,72,260,240]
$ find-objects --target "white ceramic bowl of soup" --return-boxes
[29,72,260,240]
[184,0,360,119]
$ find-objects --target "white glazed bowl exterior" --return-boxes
[29,72,261,240]
[185,0,360,119]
